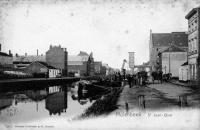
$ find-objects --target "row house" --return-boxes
[185,6,200,85]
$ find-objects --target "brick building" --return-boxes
[46,45,68,76]
[149,30,188,72]
[185,6,200,85]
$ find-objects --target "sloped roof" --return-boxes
[181,62,188,66]
[77,51,89,56]
[13,55,46,62]
[0,52,12,57]
[152,32,188,47]
[68,55,89,65]
[37,61,56,69]
[185,6,200,19]
[161,45,186,53]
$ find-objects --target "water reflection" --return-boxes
[138,95,146,109]
[70,81,108,105]
[46,87,68,116]
[179,95,188,108]
[0,83,94,123]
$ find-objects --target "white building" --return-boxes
[160,45,187,78]
[179,62,190,81]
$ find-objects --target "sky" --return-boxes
[0,0,199,69]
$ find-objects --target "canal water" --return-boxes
[0,83,100,124]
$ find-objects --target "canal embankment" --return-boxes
[72,81,124,120]
[0,76,101,88]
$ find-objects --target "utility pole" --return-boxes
[169,52,171,74]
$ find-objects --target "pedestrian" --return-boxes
[159,70,163,84]
[125,102,129,112]
[127,74,132,88]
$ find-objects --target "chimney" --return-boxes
[37,49,38,56]
[50,45,52,49]
[25,53,27,57]
[0,43,1,52]
[9,50,12,56]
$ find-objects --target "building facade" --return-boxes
[46,45,68,76]
[25,61,61,78]
[94,61,102,75]
[185,7,200,85]
[128,52,135,69]
[159,45,187,78]
[0,44,13,69]
[179,62,190,81]
[149,30,188,72]
[68,51,95,76]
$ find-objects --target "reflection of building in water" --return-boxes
[24,89,48,112]
[138,95,145,109]
[13,94,32,105]
[45,88,67,115]
[47,86,61,94]
[0,98,13,111]
[25,90,47,101]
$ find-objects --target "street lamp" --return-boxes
[168,42,173,74]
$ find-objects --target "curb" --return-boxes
[168,80,190,87]
[168,81,199,90]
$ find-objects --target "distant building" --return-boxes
[68,51,94,76]
[185,6,200,85]
[128,52,135,69]
[0,44,13,69]
[87,53,95,76]
[149,30,188,72]
[94,61,102,75]
[159,45,187,78]
[25,61,61,78]
[13,52,45,69]
[46,45,68,76]
[68,55,87,76]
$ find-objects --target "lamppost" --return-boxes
[168,42,173,74]
[164,66,166,74]
[168,49,171,74]
[181,68,183,81]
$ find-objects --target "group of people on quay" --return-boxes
[104,70,172,88]
[107,71,149,88]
